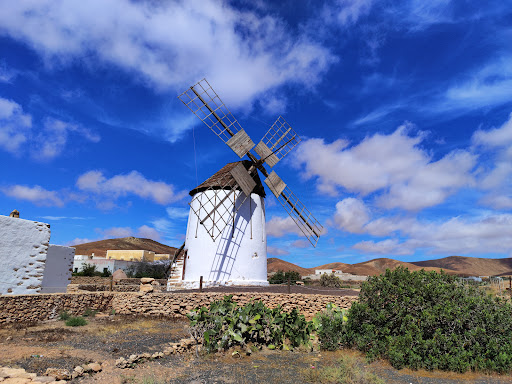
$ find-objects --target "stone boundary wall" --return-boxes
[70,277,167,286]
[112,292,358,320]
[0,292,358,325]
[0,293,114,325]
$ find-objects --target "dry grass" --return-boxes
[302,354,385,384]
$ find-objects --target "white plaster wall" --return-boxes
[0,215,50,294]
[182,190,268,288]
[41,245,74,293]
[73,258,138,274]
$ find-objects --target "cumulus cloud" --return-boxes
[2,185,64,207]
[294,125,476,210]
[137,225,162,241]
[266,216,302,237]
[267,245,290,256]
[103,227,133,238]
[0,0,337,111]
[332,198,512,256]
[76,170,186,205]
[471,113,512,209]
[331,198,370,233]
[166,207,190,219]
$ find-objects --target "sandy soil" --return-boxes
[1,316,511,384]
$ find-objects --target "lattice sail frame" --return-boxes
[178,79,254,158]
[179,79,324,247]
[188,172,249,240]
[255,116,301,167]
[276,186,323,247]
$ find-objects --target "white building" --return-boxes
[173,161,268,289]
[73,255,137,275]
[315,269,343,275]
[0,214,74,294]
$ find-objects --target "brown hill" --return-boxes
[317,258,455,276]
[412,256,512,277]
[267,258,312,276]
[71,237,178,258]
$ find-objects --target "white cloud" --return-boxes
[338,202,512,256]
[0,62,17,83]
[331,198,370,233]
[2,185,63,207]
[267,245,290,256]
[291,239,311,248]
[166,207,190,219]
[266,216,302,237]
[472,112,512,149]
[33,118,100,160]
[0,97,32,154]
[76,170,186,205]
[0,0,337,112]
[294,125,475,210]
[103,227,132,238]
[137,225,161,241]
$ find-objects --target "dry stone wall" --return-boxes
[0,293,113,325]
[0,292,357,325]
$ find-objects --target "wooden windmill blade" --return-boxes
[254,116,301,167]
[188,162,254,240]
[264,171,323,247]
[178,79,255,158]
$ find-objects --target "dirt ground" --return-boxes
[1,315,512,384]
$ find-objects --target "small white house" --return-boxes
[315,269,343,275]
[73,255,138,275]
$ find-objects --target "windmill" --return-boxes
[167,79,322,289]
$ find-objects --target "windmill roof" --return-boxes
[189,160,266,198]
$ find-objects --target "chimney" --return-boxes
[9,210,19,218]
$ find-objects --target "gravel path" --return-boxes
[168,285,359,296]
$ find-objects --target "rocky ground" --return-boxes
[1,315,511,384]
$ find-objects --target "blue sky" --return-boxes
[1,0,512,267]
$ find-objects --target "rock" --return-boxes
[2,378,31,384]
[128,355,138,364]
[34,377,56,384]
[86,363,102,372]
[139,284,153,293]
[44,368,70,380]
[112,269,127,281]
[140,278,154,284]
[73,366,84,376]
[0,368,26,378]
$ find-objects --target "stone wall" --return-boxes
[0,292,358,325]
[112,292,357,320]
[0,293,113,324]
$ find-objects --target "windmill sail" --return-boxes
[255,116,301,167]
[264,171,323,246]
[179,79,323,247]
[178,79,254,158]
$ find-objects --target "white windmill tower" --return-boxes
[167,79,323,290]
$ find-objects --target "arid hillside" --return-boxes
[267,258,313,276]
[71,237,178,258]
[411,256,512,277]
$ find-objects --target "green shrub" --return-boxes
[268,270,302,284]
[83,308,97,317]
[126,262,168,279]
[188,295,313,352]
[313,303,348,351]
[59,311,70,321]
[73,263,102,277]
[65,316,88,327]
[320,273,342,288]
[341,267,512,373]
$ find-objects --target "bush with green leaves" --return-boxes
[187,295,313,352]
[320,273,342,288]
[313,303,348,351]
[65,316,88,327]
[126,262,169,279]
[268,270,302,284]
[340,267,512,373]
[59,311,70,321]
